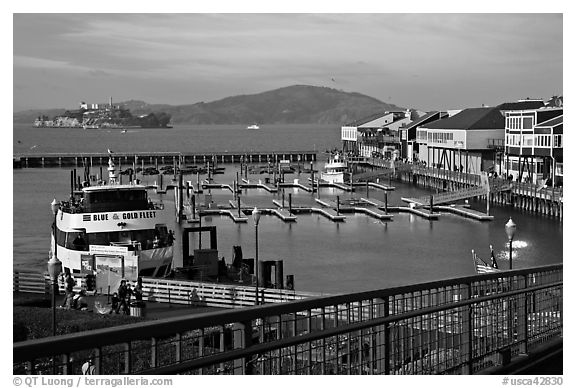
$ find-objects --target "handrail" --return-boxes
[14,264,562,375]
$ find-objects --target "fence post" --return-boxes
[233,320,253,374]
[460,284,473,374]
[518,275,529,355]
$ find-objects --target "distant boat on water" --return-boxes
[246,124,260,130]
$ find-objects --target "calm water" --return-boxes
[12,125,563,294]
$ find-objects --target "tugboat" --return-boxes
[320,152,347,184]
[50,155,174,292]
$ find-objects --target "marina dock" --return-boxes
[309,178,395,192]
[240,178,278,192]
[436,205,494,221]
[278,179,313,192]
[361,197,439,220]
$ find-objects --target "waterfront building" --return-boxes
[500,106,563,186]
[400,111,448,162]
[341,110,412,159]
[416,107,506,174]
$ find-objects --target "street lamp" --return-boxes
[505,217,517,270]
[48,199,63,336]
[252,207,261,305]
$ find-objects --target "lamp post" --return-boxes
[48,199,63,337]
[505,217,517,270]
[252,207,261,305]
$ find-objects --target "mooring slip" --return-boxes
[278,179,313,192]
[436,205,494,221]
[270,207,297,222]
[313,198,346,221]
[239,179,278,193]
[352,206,393,221]
[368,181,395,191]
[200,209,248,223]
[387,206,440,220]
[202,182,235,193]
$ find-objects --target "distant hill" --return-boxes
[13,85,405,125]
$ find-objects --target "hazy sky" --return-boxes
[13,13,562,112]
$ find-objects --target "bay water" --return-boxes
[12,124,563,294]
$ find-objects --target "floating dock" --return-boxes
[309,178,395,192]
[199,209,248,223]
[315,198,393,221]
[360,197,439,220]
[202,182,235,193]
[278,179,313,192]
[240,178,278,193]
[435,205,494,221]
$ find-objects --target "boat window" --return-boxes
[64,231,88,251]
[56,228,67,246]
[87,230,157,250]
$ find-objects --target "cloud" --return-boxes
[87,69,112,77]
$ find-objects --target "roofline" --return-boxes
[534,115,563,128]
[505,107,563,114]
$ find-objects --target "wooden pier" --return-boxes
[13,150,318,168]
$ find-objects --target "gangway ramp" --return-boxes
[402,185,488,207]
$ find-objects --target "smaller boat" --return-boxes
[121,128,127,133]
[246,124,260,130]
[320,153,348,184]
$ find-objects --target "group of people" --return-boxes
[60,273,88,310]
[60,273,145,314]
[110,278,144,315]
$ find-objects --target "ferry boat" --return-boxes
[320,153,347,184]
[50,156,174,291]
[246,124,260,130]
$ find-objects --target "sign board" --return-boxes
[89,245,128,256]
[454,140,464,148]
[80,254,95,273]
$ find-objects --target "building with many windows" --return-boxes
[416,107,506,174]
[400,111,448,162]
[501,107,563,186]
[341,110,412,159]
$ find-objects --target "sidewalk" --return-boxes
[18,292,223,320]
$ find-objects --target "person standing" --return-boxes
[61,273,76,309]
[116,280,129,314]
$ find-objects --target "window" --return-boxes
[428,132,453,144]
[506,134,521,146]
[522,117,533,130]
[554,135,563,148]
[522,134,533,146]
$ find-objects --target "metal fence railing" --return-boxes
[13,264,562,375]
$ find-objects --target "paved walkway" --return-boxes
[16,292,223,320]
